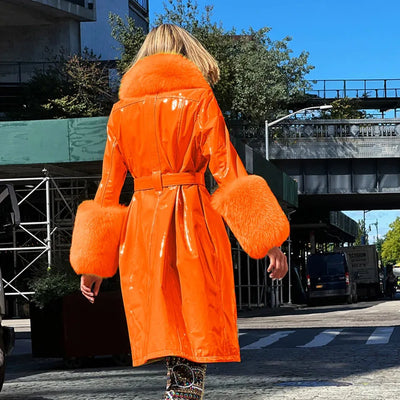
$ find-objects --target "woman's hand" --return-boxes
[266,247,288,280]
[80,274,103,304]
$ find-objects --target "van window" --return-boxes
[308,254,346,277]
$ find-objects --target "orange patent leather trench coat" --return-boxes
[70,53,289,366]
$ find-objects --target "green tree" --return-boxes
[110,0,313,148]
[109,13,147,73]
[10,49,116,120]
[381,217,400,265]
[353,219,369,246]
[320,97,366,119]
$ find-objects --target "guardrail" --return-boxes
[308,79,400,99]
[270,119,400,138]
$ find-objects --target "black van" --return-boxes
[306,252,358,305]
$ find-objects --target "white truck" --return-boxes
[337,245,381,300]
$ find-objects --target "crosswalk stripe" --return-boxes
[297,329,343,348]
[366,327,394,345]
[242,331,295,349]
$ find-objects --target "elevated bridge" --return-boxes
[292,79,400,113]
[269,118,400,211]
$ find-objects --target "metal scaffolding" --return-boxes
[0,172,98,307]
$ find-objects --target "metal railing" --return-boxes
[308,79,400,99]
[232,239,283,310]
[0,62,58,85]
[270,119,400,139]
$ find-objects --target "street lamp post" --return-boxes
[369,219,379,243]
[265,105,333,160]
[362,209,371,244]
[264,104,332,305]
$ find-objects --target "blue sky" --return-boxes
[150,0,400,80]
[149,0,400,239]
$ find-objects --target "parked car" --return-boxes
[306,252,358,306]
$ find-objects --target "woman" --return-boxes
[70,24,289,399]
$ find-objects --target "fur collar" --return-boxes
[119,53,210,99]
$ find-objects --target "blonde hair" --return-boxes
[130,24,220,86]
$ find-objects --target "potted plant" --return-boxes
[29,260,131,367]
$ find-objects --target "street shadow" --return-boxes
[5,353,164,382]
[206,342,400,386]
[237,299,389,319]
[0,397,53,400]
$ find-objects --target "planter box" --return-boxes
[30,290,131,360]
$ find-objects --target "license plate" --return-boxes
[316,284,323,289]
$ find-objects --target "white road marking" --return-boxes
[242,331,295,350]
[366,327,395,345]
[297,329,343,348]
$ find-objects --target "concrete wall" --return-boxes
[0,20,81,63]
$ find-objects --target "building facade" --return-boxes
[81,0,149,60]
[0,0,149,83]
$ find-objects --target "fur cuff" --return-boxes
[70,200,128,277]
[211,175,290,259]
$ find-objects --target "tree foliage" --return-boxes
[110,0,313,148]
[320,97,366,120]
[29,265,79,309]
[381,217,400,265]
[10,49,116,120]
[109,13,147,73]
[354,219,369,246]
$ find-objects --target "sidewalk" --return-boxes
[3,318,31,334]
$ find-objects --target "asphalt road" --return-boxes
[2,299,400,399]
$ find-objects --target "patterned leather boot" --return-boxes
[163,356,207,399]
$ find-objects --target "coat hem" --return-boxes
[131,349,241,367]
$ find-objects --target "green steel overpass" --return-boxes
[269,118,400,212]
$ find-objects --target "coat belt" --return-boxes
[134,172,205,191]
